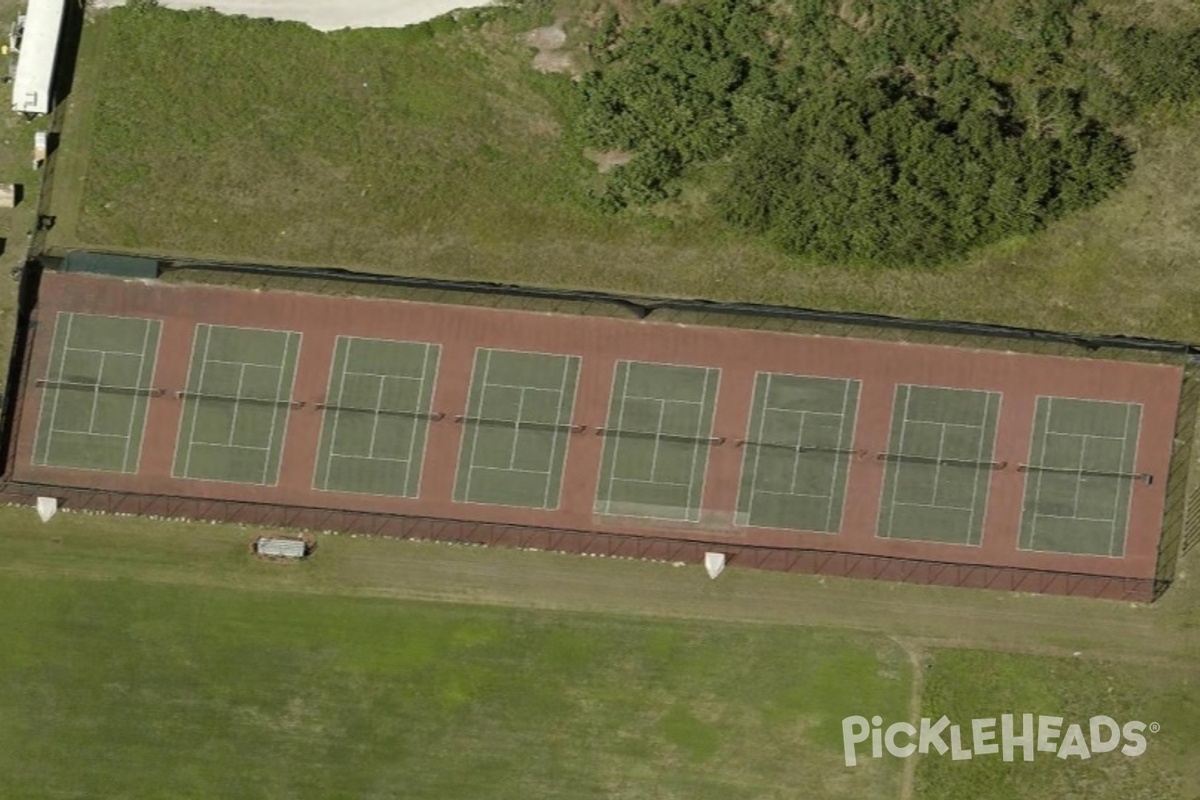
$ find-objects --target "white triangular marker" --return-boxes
[36,497,58,523]
[704,552,726,579]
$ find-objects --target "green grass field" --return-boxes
[1,508,1199,798]
[38,1,1200,344]
[8,1,1200,797]
[0,515,909,799]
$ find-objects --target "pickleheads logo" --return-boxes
[842,715,1157,767]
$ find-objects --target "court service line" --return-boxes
[461,348,493,502]
[826,378,856,532]
[688,367,718,522]
[742,372,773,527]
[180,325,215,477]
[318,337,353,490]
[122,320,156,473]
[883,386,913,539]
[541,356,576,510]
[260,333,295,485]
[598,361,634,515]
[41,313,77,465]
[1109,403,1135,557]
[409,343,442,499]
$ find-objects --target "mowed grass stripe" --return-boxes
[0,571,909,800]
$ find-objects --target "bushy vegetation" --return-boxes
[576,0,1200,266]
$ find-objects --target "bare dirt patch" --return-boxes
[523,22,578,75]
[584,147,635,173]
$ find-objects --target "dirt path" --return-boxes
[892,637,926,800]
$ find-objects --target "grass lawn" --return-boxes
[1,507,1199,798]
[915,650,1200,799]
[41,1,1200,342]
[0,575,908,799]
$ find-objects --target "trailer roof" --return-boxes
[11,0,64,114]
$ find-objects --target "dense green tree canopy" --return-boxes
[575,0,1200,266]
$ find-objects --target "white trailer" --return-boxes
[11,0,64,115]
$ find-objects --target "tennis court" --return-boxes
[453,348,581,509]
[313,336,441,497]
[31,312,162,473]
[876,385,1001,545]
[172,324,302,485]
[1018,397,1144,557]
[594,360,721,522]
[734,373,861,533]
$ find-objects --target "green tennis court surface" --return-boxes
[594,360,720,522]
[1018,397,1143,557]
[314,337,440,497]
[32,312,162,473]
[172,324,301,485]
[453,349,581,509]
[877,385,1001,545]
[735,373,860,533]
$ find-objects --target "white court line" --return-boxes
[481,380,561,394]
[930,423,948,505]
[180,325,214,478]
[367,376,387,459]
[32,312,68,465]
[964,393,990,540]
[1072,435,1090,516]
[648,399,666,481]
[316,336,353,490]
[205,357,285,370]
[191,441,271,452]
[461,348,493,502]
[63,345,148,358]
[409,343,442,499]
[788,410,810,496]
[825,378,856,532]
[1022,396,1051,549]
[86,352,107,435]
[611,475,692,488]
[623,393,705,405]
[40,313,77,465]
[1038,512,1124,523]
[541,356,576,510]
[507,387,529,470]
[762,406,844,418]
[755,488,838,500]
[227,364,249,446]
[49,429,127,439]
[260,332,297,486]
[742,372,772,527]
[597,360,633,516]
[343,369,424,382]
[883,386,913,538]
[1109,403,1135,556]
[122,320,156,473]
[472,465,554,477]
[687,367,719,522]
[400,343,436,497]
[328,452,410,465]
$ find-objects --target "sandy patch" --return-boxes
[522,22,576,76]
[90,0,501,31]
